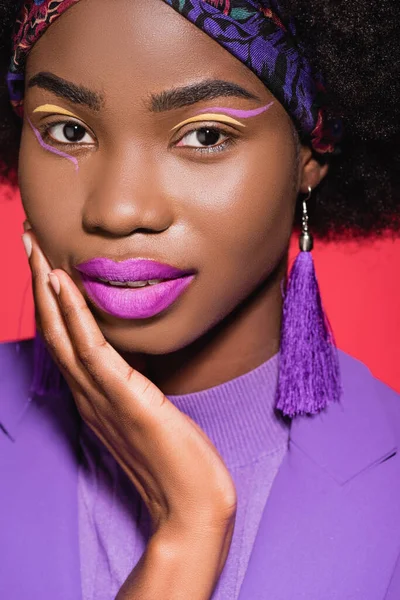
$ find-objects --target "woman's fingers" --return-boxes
[27,232,75,365]
[51,266,171,429]
[25,231,89,386]
[26,231,165,419]
[23,219,32,232]
[50,268,131,383]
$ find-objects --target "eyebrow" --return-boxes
[27,73,261,114]
[147,80,261,112]
[27,72,104,111]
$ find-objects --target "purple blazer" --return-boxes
[1,338,400,599]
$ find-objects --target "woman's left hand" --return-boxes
[21,226,237,600]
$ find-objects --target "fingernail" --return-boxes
[48,273,61,296]
[22,233,32,259]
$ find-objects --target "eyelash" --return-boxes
[38,120,94,149]
[175,124,239,154]
[37,119,239,155]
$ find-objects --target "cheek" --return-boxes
[163,133,297,286]
[18,126,83,259]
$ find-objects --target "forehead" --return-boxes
[26,0,266,105]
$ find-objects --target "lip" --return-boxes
[75,257,195,282]
[80,274,196,319]
[75,257,196,319]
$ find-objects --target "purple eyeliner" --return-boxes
[27,116,79,172]
[196,101,274,119]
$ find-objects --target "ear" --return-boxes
[298,146,329,193]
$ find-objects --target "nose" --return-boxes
[82,146,173,237]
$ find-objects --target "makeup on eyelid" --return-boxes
[170,101,274,132]
[27,116,79,172]
[171,113,245,132]
[197,101,274,119]
[33,104,81,119]
[27,101,275,163]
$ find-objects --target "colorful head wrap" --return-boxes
[7,0,343,154]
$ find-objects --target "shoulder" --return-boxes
[337,348,400,450]
[338,347,400,409]
[0,337,79,443]
[0,338,37,454]
[0,339,35,438]
[0,337,35,367]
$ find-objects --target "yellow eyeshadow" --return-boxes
[33,104,80,119]
[170,113,246,132]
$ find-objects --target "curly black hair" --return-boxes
[0,0,399,237]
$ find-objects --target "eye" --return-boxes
[42,121,95,145]
[176,126,230,150]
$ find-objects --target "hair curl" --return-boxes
[0,0,399,237]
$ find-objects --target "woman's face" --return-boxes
[19,0,323,356]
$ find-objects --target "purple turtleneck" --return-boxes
[78,353,291,600]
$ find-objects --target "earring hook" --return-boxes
[300,186,314,252]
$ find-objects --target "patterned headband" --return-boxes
[7,0,343,154]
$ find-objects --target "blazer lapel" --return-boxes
[0,340,82,600]
[238,351,400,600]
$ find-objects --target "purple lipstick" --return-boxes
[75,258,196,319]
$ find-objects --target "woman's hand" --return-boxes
[22,229,237,599]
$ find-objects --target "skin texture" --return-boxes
[18,0,327,595]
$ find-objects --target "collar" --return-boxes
[165,352,290,469]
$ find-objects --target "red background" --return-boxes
[1,183,399,393]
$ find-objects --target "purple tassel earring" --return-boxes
[30,330,64,397]
[275,187,342,417]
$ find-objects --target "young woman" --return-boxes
[1,1,399,599]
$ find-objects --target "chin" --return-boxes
[95,315,194,357]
